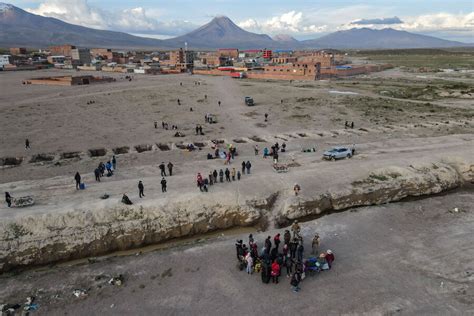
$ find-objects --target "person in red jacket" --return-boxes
[271,260,281,284]
[326,249,335,269]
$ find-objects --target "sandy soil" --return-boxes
[0,190,472,315]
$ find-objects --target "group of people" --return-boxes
[262,142,286,164]
[196,159,252,192]
[235,221,335,292]
[93,157,117,182]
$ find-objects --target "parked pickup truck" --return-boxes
[245,97,254,106]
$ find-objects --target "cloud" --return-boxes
[238,11,327,35]
[351,16,403,25]
[26,0,196,37]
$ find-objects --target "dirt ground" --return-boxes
[0,190,473,315]
[0,67,473,314]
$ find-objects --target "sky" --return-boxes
[6,0,474,42]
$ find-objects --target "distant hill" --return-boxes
[302,28,465,49]
[162,16,277,49]
[0,3,469,50]
[0,3,167,49]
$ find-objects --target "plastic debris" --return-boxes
[73,289,88,298]
[108,275,124,286]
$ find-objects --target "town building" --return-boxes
[47,56,66,65]
[49,45,76,57]
[9,47,27,55]
[71,48,91,66]
[0,55,13,68]
[262,50,272,59]
[217,48,239,59]
[169,48,194,71]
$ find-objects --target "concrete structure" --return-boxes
[49,45,76,57]
[71,48,91,66]
[271,57,297,64]
[47,56,66,64]
[298,52,335,68]
[169,48,194,71]
[9,48,27,55]
[91,48,114,61]
[0,55,12,68]
[262,50,272,59]
[218,48,239,59]
[23,75,115,86]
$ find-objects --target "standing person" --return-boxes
[138,181,145,198]
[289,238,298,259]
[208,172,214,185]
[263,147,269,158]
[285,254,293,278]
[274,233,281,250]
[5,192,12,208]
[265,236,272,253]
[161,177,167,192]
[271,260,280,284]
[312,234,321,254]
[246,252,253,275]
[213,170,218,183]
[264,113,268,122]
[326,250,335,269]
[197,173,204,191]
[284,230,291,246]
[294,183,301,196]
[291,220,301,238]
[25,138,30,149]
[237,171,241,180]
[246,161,252,174]
[219,169,224,183]
[225,168,231,182]
[106,161,113,176]
[99,162,105,177]
[297,242,304,263]
[159,162,166,177]
[94,168,101,182]
[241,161,246,175]
[291,270,302,292]
[154,121,158,129]
[254,145,259,156]
[248,234,254,247]
[112,156,117,170]
[74,172,81,190]
[231,168,236,181]
[218,100,221,106]
[195,125,199,135]
[167,162,174,176]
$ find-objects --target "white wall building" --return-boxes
[0,55,12,68]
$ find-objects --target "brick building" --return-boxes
[91,48,114,61]
[169,48,194,70]
[49,45,76,57]
[262,50,272,59]
[9,47,27,55]
[217,48,239,59]
[297,52,335,68]
[271,57,297,64]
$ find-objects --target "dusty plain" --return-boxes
[0,55,473,315]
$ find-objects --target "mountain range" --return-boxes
[0,3,468,50]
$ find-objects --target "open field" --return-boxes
[0,66,473,314]
[353,48,474,69]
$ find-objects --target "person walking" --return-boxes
[231,168,236,181]
[106,161,113,176]
[159,162,166,177]
[5,192,12,207]
[246,161,252,174]
[74,172,81,190]
[112,156,117,170]
[167,162,174,176]
[94,168,101,182]
[241,161,246,175]
[138,181,145,198]
[25,138,30,149]
[161,177,167,192]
